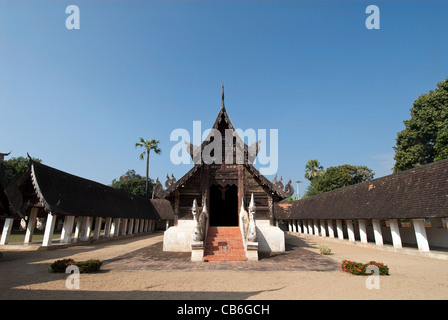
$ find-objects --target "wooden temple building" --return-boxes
[154,87,294,261]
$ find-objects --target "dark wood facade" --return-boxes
[154,88,294,226]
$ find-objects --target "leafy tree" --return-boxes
[3,156,42,183]
[304,159,324,181]
[135,138,161,197]
[304,164,374,197]
[111,169,154,198]
[393,77,448,172]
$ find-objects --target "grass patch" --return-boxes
[9,231,61,243]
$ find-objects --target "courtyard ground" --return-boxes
[1,232,448,300]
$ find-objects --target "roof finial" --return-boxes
[221,82,225,109]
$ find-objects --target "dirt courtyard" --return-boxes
[1,232,448,300]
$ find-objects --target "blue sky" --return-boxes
[1,0,447,195]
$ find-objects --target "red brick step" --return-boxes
[203,227,247,262]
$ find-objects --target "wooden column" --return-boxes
[267,193,274,226]
[174,190,179,226]
[201,165,210,214]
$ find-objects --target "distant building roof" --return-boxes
[6,160,174,220]
[274,158,448,220]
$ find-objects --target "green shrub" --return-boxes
[50,258,102,273]
[341,260,389,276]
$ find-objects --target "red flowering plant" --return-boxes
[341,260,389,276]
[50,258,102,273]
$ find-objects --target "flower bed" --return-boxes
[50,258,103,273]
[341,260,389,276]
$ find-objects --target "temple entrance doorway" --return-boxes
[209,184,239,227]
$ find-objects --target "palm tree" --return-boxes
[135,138,161,197]
[304,159,324,181]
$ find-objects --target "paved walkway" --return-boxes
[103,234,340,272]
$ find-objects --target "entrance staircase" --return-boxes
[203,227,247,261]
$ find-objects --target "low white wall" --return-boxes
[256,220,285,253]
[162,220,195,252]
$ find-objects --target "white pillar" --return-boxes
[0,218,14,245]
[24,208,38,244]
[389,219,402,249]
[121,219,128,236]
[327,220,335,238]
[93,217,102,240]
[113,218,121,237]
[358,219,368,243]
[42,213,57,247]
[140,219,145,233]
[60,215,75,243]
[297,220,302,233]
[346,219,355,241]
[308,220,313,235]
[372,219,383,246]
[320,219,327,237]
[134,219,140,234]
[313,219,319,236]
[292,220,297,233]
[336,220,344,240]
[302,220,308,234]
[412,219,430,252]
[74,217,81,239]
[287,220,292,232]
[128,218,134,235]
[80,216,92,241]
[104,217,112,238]
[165,219,170,230]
